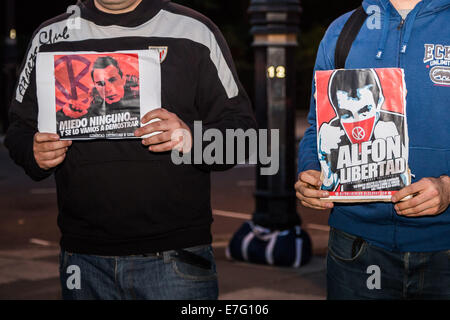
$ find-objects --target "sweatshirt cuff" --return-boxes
[26,140,55,181]
[298,160,321,175]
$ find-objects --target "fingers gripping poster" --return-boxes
[37,50,161,139]
[315,68,411,202]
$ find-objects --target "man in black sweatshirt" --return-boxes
[5,0,256,300]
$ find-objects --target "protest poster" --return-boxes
[36,49,161,139]
[315,68,410,202]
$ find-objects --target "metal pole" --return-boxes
[226,0,312,267]
[249,0,302,230]
[1,0,18,133]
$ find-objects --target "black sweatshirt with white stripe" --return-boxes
[5,0,256,255]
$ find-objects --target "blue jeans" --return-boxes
[327,228,450,300]
[59,245,218,300]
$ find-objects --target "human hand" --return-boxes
[295,170,334,210]
[33,133,72,170]
[134,108,192,153]
[392,176,450,217]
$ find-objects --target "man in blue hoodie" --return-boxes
[296,0,450,299]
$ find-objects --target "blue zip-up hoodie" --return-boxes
[298,0,450,252]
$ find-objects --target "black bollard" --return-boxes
[227,0,312,268]
[1,0,18,133]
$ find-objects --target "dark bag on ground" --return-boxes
[226,221,312,267]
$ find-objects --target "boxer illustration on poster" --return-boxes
[315,68,410,201]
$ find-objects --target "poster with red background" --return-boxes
[315,68,410,201]
[37,49,162,140]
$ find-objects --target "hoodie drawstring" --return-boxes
[376,0,427,59]
[376,3,391,59]
[400,1,425,54]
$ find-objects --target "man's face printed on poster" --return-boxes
[329,70,383,145]
[93,64,126,104]
[336,86,379,144]
[336,86,378,121]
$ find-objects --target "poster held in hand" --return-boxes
[315,68,410,202]
[36,49,161,140]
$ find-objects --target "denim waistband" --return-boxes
[63,244,211,261]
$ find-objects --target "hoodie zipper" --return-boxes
[393,16,406,250]
[397,19,405,67]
